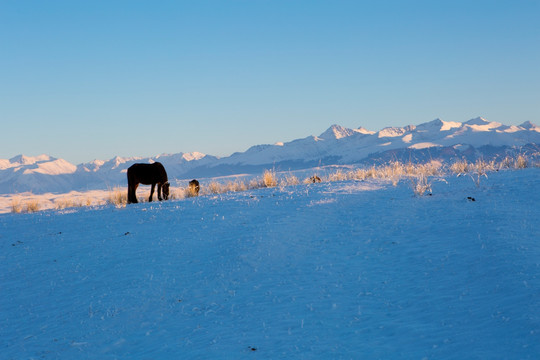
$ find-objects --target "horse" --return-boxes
[188,179,200,196]
[127,162,170,204]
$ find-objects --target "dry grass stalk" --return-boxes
[470,159,489,187]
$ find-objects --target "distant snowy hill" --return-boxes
[1,117,539,194]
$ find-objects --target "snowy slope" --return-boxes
[0,155,78,194]
[1,169,539,359]
[1,117,539,194]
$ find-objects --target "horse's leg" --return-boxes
[127,174,133,204]
[132,183,139,203]
[128,182,139,204]
[157,183,163,201]
[133,183,139,203]
[149,183,155,202]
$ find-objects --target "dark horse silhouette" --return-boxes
[127,162,170,204]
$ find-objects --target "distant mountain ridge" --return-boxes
[1,117,539,194]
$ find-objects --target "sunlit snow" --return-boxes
[1,169,539,359]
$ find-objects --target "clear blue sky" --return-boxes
[1,0,539,164]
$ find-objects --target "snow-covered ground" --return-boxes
[1,169,539,359]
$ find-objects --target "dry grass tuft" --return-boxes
[107,187,127,206]
[450,159,470,175]
[224,180,247,193]
[11,198,40,213]
[280,175,300,187]
[54,196,94,209]
[499,156,514,170]
[262,170,277,188]
[411,174,432,196]
[349,168,371,181]
[11,198,22,213]
[25,200,40,213]
[248,178,262,189]
[170,188,185,200]
[325,170,348,182]
[205,181,224,195]
[515,154,528,169]
[470,159,490,187]
[55,198,74,210]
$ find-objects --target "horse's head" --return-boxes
[162,182,170,200]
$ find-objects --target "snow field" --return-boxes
[1,169,539,359]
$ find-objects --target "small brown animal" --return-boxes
[189,179,200,196]
[309,176,322,183]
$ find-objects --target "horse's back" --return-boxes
[128,162,167,185]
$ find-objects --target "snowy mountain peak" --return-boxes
[355,127,375,135]
[416,118,462,132]
[465,117,490,125]
[81,160,106,172]
[182,152,207,161]
[9,154,53,165]
[155,152,207,162]
[22,158,77,175]
[463,117,502,131]
[319,125,356,140]
[520,121,540,132]
[378,126,412,138]
[109,156,140,169]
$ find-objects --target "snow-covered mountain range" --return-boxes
[1,117,539,194]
